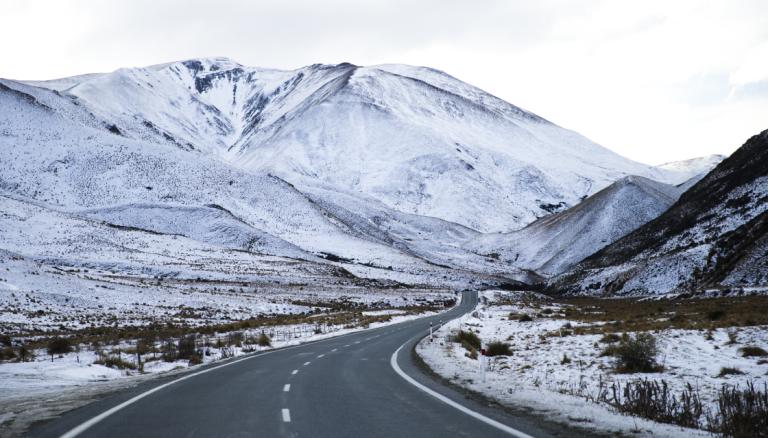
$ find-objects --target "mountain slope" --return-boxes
[24,58,688,232]
[0,76,505,289]
[655,154,725,182]
[466,176,682,276]
[551,130,768,295]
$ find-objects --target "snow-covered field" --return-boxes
[0,241,455,334]
[418,290,768,436]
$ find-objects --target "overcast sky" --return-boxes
[3,0,767,164]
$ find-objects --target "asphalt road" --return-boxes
[30,291,590,438]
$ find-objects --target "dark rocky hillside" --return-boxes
[551,129,768,295]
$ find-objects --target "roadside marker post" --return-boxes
[480,346,487,383]
[429,322,433,340]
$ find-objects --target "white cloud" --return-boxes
[0,0,766,164]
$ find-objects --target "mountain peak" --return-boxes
[6,57,687,232]
[178,57,243,72]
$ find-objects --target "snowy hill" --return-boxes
[1,57,722,301]
[552,130,768,295]
[0,76,510,291]
[466,176,682,277]
[24,58,688,232]
[655,154,725,182]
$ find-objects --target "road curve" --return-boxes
[30,291,586,438]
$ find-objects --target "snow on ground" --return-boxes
[361,309,406,316]
[418,290,767,437]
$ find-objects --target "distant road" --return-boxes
[31,291,586,438]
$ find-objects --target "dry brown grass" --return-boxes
[12,304,440,353]
[553,296,768,335]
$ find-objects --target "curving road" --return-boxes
[30,292,586,438]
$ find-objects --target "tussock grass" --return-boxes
[451,329,481,350]
[739,346,768,358]
[485,341,512,357]
[718,367,745,377]
[555,295,768,336]
[95,355,137,370]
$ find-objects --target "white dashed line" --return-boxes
[331,348,338,352]
[291,369,298,375]
[59,343,310,438]
[354,341,361,344]
[282,408,291,422]
[283,384,291,392]
[303,361,311,366]
[317,354,325,358]
[344,344,350,347]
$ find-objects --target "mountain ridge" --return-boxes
[16,58,692,233]
[551,129,768,295]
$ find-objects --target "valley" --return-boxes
[0,58,765,437]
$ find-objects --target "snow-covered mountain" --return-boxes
[655,154,725,182]
[24,58,688,232]
[0,76,502,292]
[466,176,683,277]
[2,57,724,303]
[552,130,768,295]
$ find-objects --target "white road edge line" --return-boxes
[283,384,291,392]
[282,408,291,422]
[389,345,534,438]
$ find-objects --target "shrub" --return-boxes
[1,346,17,361]
[518,314,533,322]
[188,353,203,365]
[95,355,137,370]
[718,367,745,377]
[599,333,621,344]
[739,346,768,358]
[177,335,197,360]
[451,330,481,350]
[707,382,768,438]
[228,331,243,347]
[606,332,661,373]
[47,337,72,359]
[17,344,33,362]
[601,380,768,435]
[707,309,727,321]
[603,380,704,429]
[135,337,153,361]
[257,332,271,347]
[561,354,571,365]
[485,341,512,356]
[161,340,177,362]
